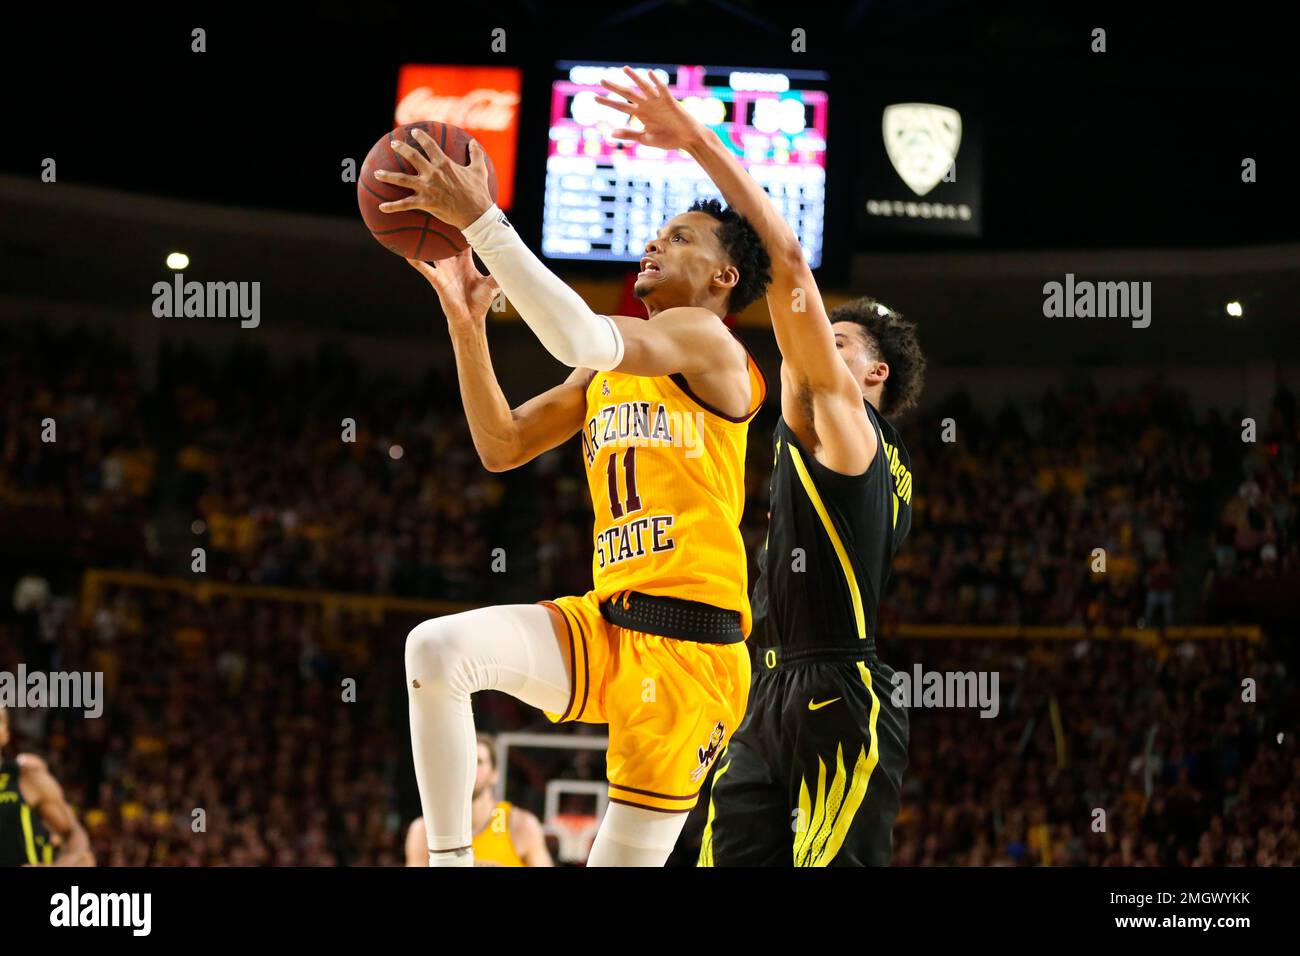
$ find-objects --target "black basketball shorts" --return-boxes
[698,649,909,867]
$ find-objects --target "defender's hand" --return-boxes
[407,250,500,332]
[595,66,706,151]
[375,130,493,229]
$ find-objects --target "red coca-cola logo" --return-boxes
[395,65,521,208]
[395,87,520,131]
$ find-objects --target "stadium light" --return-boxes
[166,252,190,271]
[1226,301,1244,318]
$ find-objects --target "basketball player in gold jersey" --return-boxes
[0,704,94,867]
[405,734,551,867]
[378,120,770,866]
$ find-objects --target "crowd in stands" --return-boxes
[160,341,514,602]
[1,582,406,866]
[2,321,1296,866]
[882,635,1297,866]
[5,584,1293,867]
[9,323,1297,629]
[0,324,157,575]
[1202,388,1299,633]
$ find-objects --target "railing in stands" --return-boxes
[79,568,475,624]
[78,569,1262,644]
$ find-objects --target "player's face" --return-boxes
[635,212,735,310]
[0,708,8,748]
[472,742,497,798]
[832,322,888,395]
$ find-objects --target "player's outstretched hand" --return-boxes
[406,249,500,333]
[375,130,494,229]
[596,66,706,151]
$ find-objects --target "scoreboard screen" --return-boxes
[543,62,830,267]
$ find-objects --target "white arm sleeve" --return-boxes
[461,205,625,371]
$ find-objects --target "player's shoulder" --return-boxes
[508,805,544,838]
[651,305,734,335]
[567,366,598,391]
[508,804,542,827]
[657,307,749,365]
[17,752,48,774]
[868,403,908,450]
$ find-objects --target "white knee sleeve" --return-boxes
[404,604,571,714]
[404,605,571,853]
[586,803,690,867]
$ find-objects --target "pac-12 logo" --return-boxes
[882,103,962,197]
[691,721,726,782]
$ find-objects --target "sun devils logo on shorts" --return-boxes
[882,103,962,197]
[691,721,726,782]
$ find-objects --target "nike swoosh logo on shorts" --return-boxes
[807,697,842,711]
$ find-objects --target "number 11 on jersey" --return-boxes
[607,447,643,519]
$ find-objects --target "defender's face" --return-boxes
[0,707,8,749]
[832,321,887,394]
[635,212,734,309]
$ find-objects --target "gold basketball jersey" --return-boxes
[472,801,526,867]
[579,343,766,636]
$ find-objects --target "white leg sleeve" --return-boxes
[586,802,690,867]
[404,604,571,856]
[461,204,625,371]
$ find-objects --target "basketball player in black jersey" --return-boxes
[0,704,94,867]
[599,69,925,865]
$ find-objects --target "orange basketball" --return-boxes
[357,121,498,261]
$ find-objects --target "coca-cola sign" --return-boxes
[396,65,522,208]
[396,87,519,131]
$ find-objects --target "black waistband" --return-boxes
[600,592,745,644]
[755,645,879,669]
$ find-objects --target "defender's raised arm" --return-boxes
[598,67,876,475]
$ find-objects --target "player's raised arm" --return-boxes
[407,250,589,473]
[378,131,625,373]
[598,68,875,474]
[380,124,752,390]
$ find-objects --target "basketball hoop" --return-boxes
[546,813,599,864]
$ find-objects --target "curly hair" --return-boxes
[829,297,927,418]
[687,199,772,313]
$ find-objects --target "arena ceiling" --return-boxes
[0,4,1290,252]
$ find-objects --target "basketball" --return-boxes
[357,121,498,261]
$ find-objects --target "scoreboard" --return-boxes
[543,63,830,267]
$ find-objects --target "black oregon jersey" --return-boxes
[0,759,54,866]
[751,402,913,655]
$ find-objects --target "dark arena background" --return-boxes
[0,2,1295,941]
